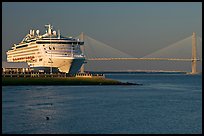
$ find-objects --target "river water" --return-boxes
[2,73,202,134]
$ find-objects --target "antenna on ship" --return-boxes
[50,33,52,74]
[58,30,60,39]
[46,24,53,74]
[45,24,53,35]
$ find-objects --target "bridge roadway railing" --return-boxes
[87,58,201,61]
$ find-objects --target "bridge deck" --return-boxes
[87,58,201,61]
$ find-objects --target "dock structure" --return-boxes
[2,62,31,73]
[2,72,67,78]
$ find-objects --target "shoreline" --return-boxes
[2,77,141,86]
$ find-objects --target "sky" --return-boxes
[2,2,202,72]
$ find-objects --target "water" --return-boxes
[2,73,202,134]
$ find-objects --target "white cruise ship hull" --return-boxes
[31,57,85,74]
[6,24,86,74]
[52,57,85,74]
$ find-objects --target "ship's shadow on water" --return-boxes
[2,73,202,134]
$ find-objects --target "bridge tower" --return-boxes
[191,32,197,74]
[80,32,85,73]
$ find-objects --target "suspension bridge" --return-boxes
[75,32,202,74]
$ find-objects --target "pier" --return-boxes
[2,72,105,78]
[2,72,67,78]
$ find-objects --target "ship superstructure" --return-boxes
[6,24,85,74]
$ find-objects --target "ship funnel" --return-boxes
[30,30,32,35]
[36,30,40,35]
[30,29,35,36]
[45,24,52,35]
[53,31,56,36]
[32,30,35,36]
[58,30,60,39]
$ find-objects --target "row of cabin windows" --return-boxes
[37,42,83,44]
[16,44,28,49]
[43,46,77,50]
[32,59,43,62]
[11,46,38,53]
[44,47,56,50]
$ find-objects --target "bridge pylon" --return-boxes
[190,32,198,74]
[80,32,85,73]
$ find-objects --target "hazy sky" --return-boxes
[2,2,202,71]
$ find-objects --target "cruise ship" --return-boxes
[6,24,85,74]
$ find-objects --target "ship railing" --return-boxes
[75,73,105,78]
[2,72,67,78]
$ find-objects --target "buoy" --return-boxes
[46,116,50,120]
